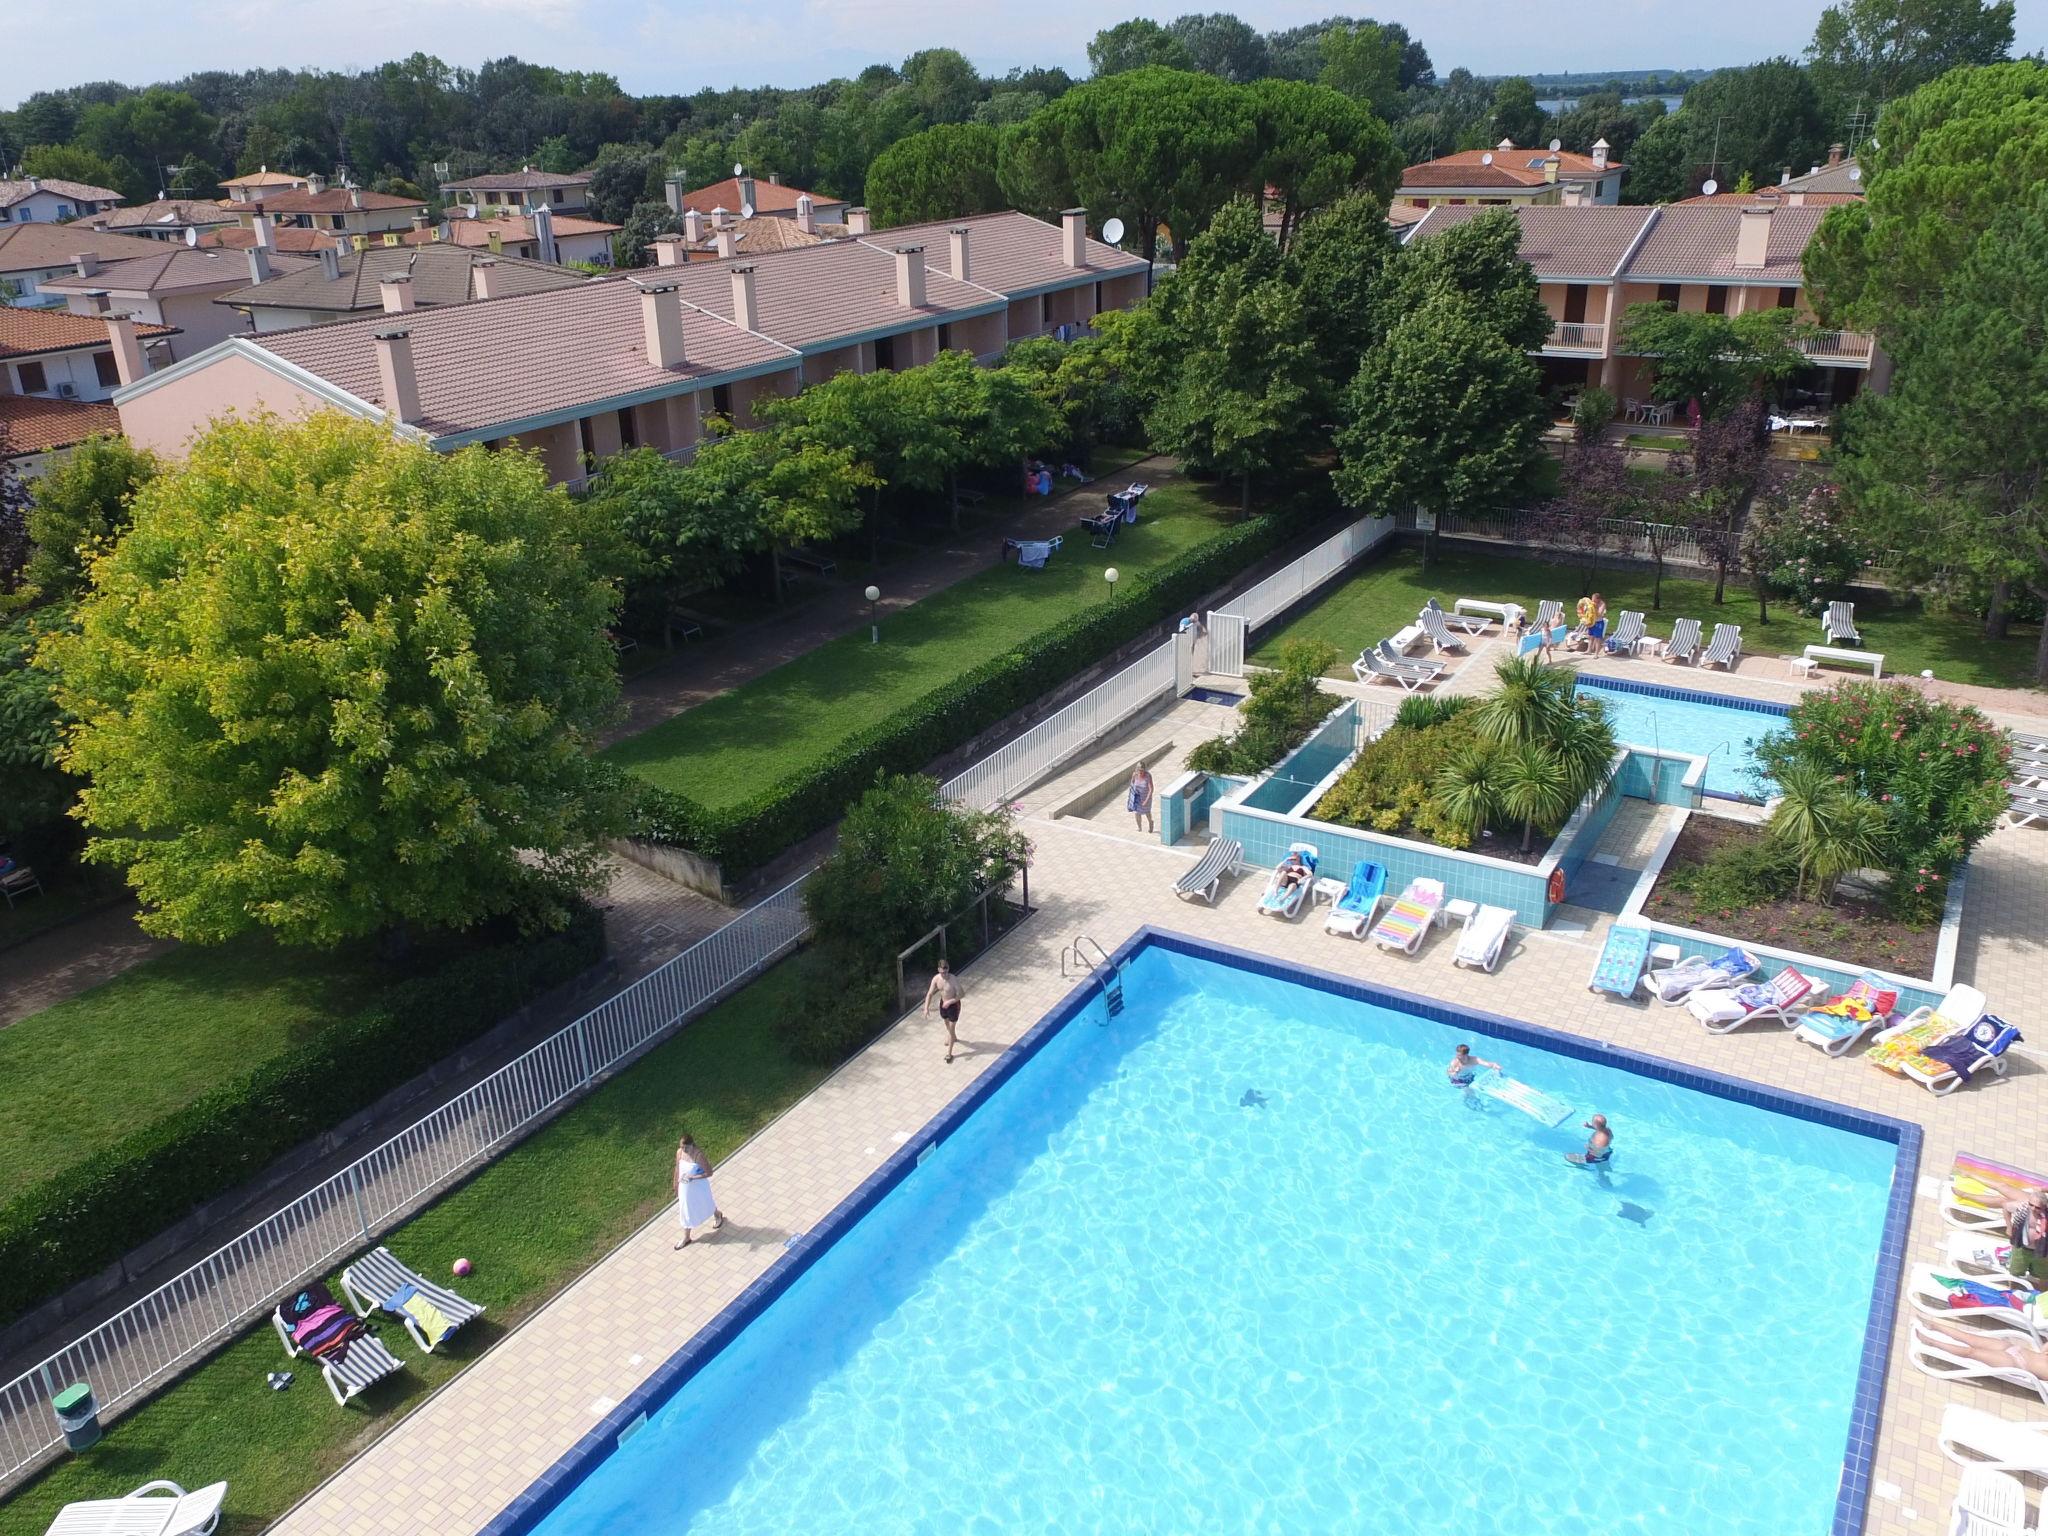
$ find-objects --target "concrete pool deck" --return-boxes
[274,671,2048,1536]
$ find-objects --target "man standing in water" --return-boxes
[923,958,964,1065]
[1568,1115,1615,1168]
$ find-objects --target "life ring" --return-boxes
[1547,868,1567,905]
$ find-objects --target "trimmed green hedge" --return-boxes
[634,506,1329,872]
[0,905,606,1328]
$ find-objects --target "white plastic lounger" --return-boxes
[2009,788,2048,829]
[1354,649,1440,692]
[1824,600,1861,646]
[1908,1263,2048,1342]
[1904,1018,2024,1096]
[1417,606,1468,654]
[1375,640,1444,679]
[1323,859,1386,938]
[1176,837,1243,905]
[1257,843,1319,919]
[1700,622,1743,670]
[1642,946,1757,1004]
[43,1481,226,1536]
[1946,1230,2024,1281]
[1952,1465,2038,1536]
[1661,618,1702,664]
[340,1245,485,1354]
[1940,1398,2048,1467]
[1915,1325,2048,1408]
[1790,972,1901,1057]
[1686,966,1822,1032]
[1452,904,1515,972]
[272,1306,405,1406]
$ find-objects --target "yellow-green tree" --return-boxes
[40,414,627,947]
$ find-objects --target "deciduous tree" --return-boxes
[11,434,156,612]
[1619,305,1809,417]
[1489,77,1547,148]
[670,427,877,600]
[1167,13,1271,83]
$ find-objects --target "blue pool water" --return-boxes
[1576,676,1790,798]
[525,943,1900,1536]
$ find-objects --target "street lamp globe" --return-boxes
[865,586,882,644]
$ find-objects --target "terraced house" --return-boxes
[113,209,1148,485]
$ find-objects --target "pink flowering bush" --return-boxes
[1751,482,1865,614]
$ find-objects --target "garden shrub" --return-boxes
[1664,833,1801,914]
[1392,694,1473,732]
[0,904,606,1328]
[1185,639,1341,776]
[1747,479,1865,614]
[781,944,901,1066]
[1312,713,1481,837]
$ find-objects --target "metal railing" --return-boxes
[1398,508,1720,571]
[1799,329,1874,363]
[1546,321,1606,352]
[0,875,813,1490]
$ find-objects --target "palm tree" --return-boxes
[1433,747,1504,841]
[1471,656,1576,749]
[1769,763,1891,901]
[1498,743,1577,853]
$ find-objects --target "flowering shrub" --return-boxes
[1750,481,1865,614]
[1755,681,2011,922]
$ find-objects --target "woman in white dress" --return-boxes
[674,1131,725,1249]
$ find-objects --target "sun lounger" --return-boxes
[2009,788,2048,828]
[1323,859,1386,937]
[1902,1017,2024,1096]
[1915,1326,2048,1409]
[1375,639,1439,676]
[1952,1465,2039,1536]
[1641,946,1757,1004]
[1417,606,1467,654]
[1947,1155,2048,1233]
[1603,610,1646,655]
[1452,904,1515,972]
[1426,597,1488,635]
[1700,622,1743,669]
[1790,972,1901,1056]
[1870,984,1991,1071]
[340,1245,485,1354]
[0,858,44,908]
[1176,836,1243,905]
[1946,1230,2025,1281]
[1824,600,1860,646]
[1587,925,1652,996]
[1258,843,1319,919]
[1686,965,1821,1032]
[1908,1263,2048,1342]
[273,1282,405,1406]
[1353,649,1441,692]
[1534,600,1563,631]
[1940,1400,2048,1467]
[1661,617,1701,664]
[1369,877,1445,954]
[42,1480,228,1536]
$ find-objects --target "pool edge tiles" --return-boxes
[1574,671,1797,720]
[479,927,1921,1536]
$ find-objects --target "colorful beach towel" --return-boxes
[1867,1016,1960,1072]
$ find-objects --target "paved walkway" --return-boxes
[0,902,174,1028]
[271,666,2048,1536]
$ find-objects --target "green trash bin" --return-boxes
[52,1382,101,1452]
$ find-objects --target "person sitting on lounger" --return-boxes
[1921,1317,2048,1379]
[2007,1190,2048,1286]
[1276,852,1311,890]
[1447,1043,1500,1088]
[1567,1115,1614,1167]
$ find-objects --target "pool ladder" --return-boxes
[1062,935,1127,1018]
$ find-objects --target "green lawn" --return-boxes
[606,473,1236,808]
[0,962,828,1536]
[0,939,425,1208]
[0,862,127,955]
[1251,548,2044,691]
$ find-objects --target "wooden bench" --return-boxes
[1801,644,1883,678]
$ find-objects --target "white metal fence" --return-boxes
[0,877,813,1490]
[1233,515,1396,630]
[1207,613,1247,676]
[1402,509,1720,571]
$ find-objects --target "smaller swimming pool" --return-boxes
[1575,675,1790,799]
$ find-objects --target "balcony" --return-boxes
[1543,322,1606,354]
[1798,329,1875,366]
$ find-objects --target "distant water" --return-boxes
[1536,95,1685,113]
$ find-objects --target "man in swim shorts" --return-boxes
[1567,1115,1614,1167]
[2006,1188,2048,1285]
[923,959,964,1065]
[1447,1044,1499,1088]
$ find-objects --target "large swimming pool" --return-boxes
[508,936,1911,1536]
[1575,674,1791,798]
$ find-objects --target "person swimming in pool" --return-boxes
[1567,1114,1614,1167]
[1447,1043,1499,1088]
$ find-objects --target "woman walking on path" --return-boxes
[924,959,964,1064]
[1128,765,1156,834]
[674,1131,725,1249]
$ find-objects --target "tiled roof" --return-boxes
[251,277,796,437]
[675,177,841,217]
[38,246,314,296]
[1679,189,1863,206]
[1406,204,1657,278]
[221,244,588,312]
[664,217,827,260]
[198,225,343,254]
[80,199,240,233]
[1785,158,1863,194]
[440,170,590,191]
[219,170,309,189]
[243,188,428,216]
[1386,203,1430,228]
[406,213,622,248]
[0,177,123,209]
[1400,144,1622,190]
[1625,204,1825,282]
[0,223,165,273]
[860,210,1146,296]
[0,394,122,456]
[0,306,176,358]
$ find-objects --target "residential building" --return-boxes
[0,392,122,479]
[38,244,313,358]
[219,243,588,331]
[116,209,1148,485]
[0,176,124,225]
[79,197,242,243]
[0,223,166,308]
[1681,146,1866,205]
[219,168,314,202]
[1402,201,1879,410]
[653,201,834,264]
[665,169,849,228]
[403,206,620,265]
[199,223,346,254]
[239,177,427,237]
[1398,140,1625,209]
[1,305,175,407]
[439,169,592,216]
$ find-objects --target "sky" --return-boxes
[6,0,2047,106]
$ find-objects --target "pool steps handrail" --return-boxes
[1061,934,1129,1017]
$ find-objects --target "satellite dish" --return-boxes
[1481,152,1494,166]
[733,162,744,177]
[741,203,755,219]
[1548,138,1562,152]
[1848,166,1862,182]
[1701,178,1719,196]
[1102,216,1125,244]
[185,226,200,247]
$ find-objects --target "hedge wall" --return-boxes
[634,506,1329,873]
[0,903,606,1328]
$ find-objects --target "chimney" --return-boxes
[373,329,423,424]
[1735,204,1773,269]
[639,281,686,368]
[1542,155,1560,184]
[736,172,756,211]
[1591,138,1610,169]
[73,252,100,279]
[948,226,970,283]
[349,187,364,210]
[411,212,431,234]
[1060,208,1087,269]
[663,172,686,214]
[104,314,147,387]
[254,213,276,252]
[768,171,780,185]
[81,289,111,314]
[245,246,271,283]
[652,234,686,267]
[714,227,737,259]
[472,258,501,299]
[730,265,759,330]
[487,229,503,255]
[380,274,416,313]
[683,208,704,243]
[1788,189,1806,207]
[894,246,927,308]
[26,176,40,191]
[307,172,326,195]
[1827,143,1845,168]
[711,205,733,231]
[319,246,341,281]
[532,204,557,265]
[847,206,871,236]
[796,195,815,235]
[1560,184,1586,207]
[1781,167,1792,185]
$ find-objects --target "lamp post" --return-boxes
[866,585,881,644]
[1104,567,1119,603]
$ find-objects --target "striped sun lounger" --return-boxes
[1700,623,1743,669]
[340,1246,485,1354]
[1587,925,1652,996]
[272,1299,405,1406]
[1369,878,1444,953]
[1175,837,1243,905]
[1662,618,1702,664]
[1534,600,1563,631]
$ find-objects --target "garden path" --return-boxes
[0,903,173,1029]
